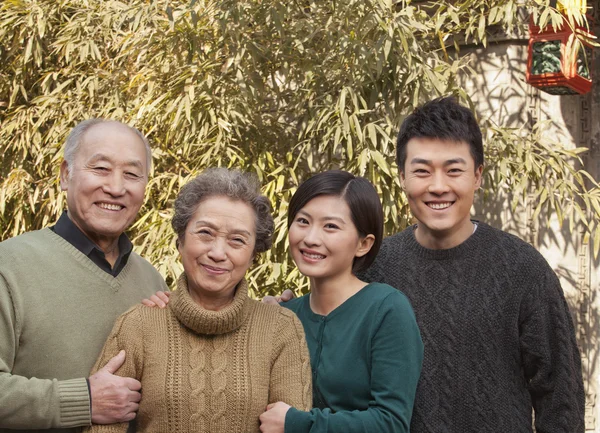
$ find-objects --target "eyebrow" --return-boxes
[297,209,346,224]
[87,154,145,171]
[409,157,467,166]
[193,220,252,237]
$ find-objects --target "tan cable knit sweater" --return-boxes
[85,274,312,433]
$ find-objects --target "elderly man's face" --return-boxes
[59,123,149,249]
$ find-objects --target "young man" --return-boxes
[0,120,168,432]
[358,97,584,432]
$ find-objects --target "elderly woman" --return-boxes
[86,168,312,433]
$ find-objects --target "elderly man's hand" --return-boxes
[261,289,295,305]
[89,350,142,424]
[141,291,171,308]
[259,402,291,433]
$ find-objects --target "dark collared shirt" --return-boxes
[51,211,133,277]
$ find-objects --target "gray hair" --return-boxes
[63,119,152,177]
[172,168,274,254]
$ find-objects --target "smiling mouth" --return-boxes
[202,264,228,274]
[426,202,453,210]
[301,251,326,260]
[97,202,124,211]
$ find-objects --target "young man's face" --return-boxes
[400,137,482,249]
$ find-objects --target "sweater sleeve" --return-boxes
[519,263,585,433]
[269,309,313,411]
[284,291,423,433]
[83,307,146,433]
[0,273,91,429]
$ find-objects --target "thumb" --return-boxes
[100,350,126,374]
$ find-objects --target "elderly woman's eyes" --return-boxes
[231,237,247,245]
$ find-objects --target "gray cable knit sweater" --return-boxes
[359,222,584,433]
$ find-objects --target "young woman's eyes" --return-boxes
[324,223,340,230]
[295,217,309,225]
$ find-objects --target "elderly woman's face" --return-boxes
[178,195,256,302]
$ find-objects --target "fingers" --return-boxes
[123,377,142,392]
[279,289,295,302]
[266,403,276,410]
[262,295,279,305]
[100,350,126,374]
[141,298,156,307]
[142,291,171,308]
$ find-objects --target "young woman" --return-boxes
[259,170,423,433]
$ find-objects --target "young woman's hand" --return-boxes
[259,402,291,433]
[141,291,171,308]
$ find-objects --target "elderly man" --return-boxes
[0,119,168,433]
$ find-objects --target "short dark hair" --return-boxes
[287,170,383,274]
[172,168,273,254]
[396,96,484,171]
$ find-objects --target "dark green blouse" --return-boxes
[282,282,423,433]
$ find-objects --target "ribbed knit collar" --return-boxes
[403,220,489,260]
[169,273,251,335]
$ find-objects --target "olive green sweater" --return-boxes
[85,274,312,433]
[0,228,168,433]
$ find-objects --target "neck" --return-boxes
[309,272,366,316]
[414,219,474,250]
[97,239,120,266]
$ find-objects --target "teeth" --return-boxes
[98,203,123,211]
[428,202,451,210]
[303,252,325,259]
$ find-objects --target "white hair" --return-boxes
[63,119,152,177]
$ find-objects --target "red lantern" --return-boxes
[526,15,594,95]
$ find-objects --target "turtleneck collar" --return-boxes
[169,273,252,335]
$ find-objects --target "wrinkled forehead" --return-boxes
[78,123,149,170]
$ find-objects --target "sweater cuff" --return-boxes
[57,378,91,427]
[285,407,312,433]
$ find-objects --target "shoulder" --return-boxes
[249,300,305,339]
[365,283,415,315]
[280,293,308,314]
[251,299,302,325]
[0,229,54,256]
[379,229,412,253]
[478,223,552,273]
[116,303,169,329]
[127,252,168,288]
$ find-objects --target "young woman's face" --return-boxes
[288,195,368,282]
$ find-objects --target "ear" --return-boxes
[399,171,406,190]
[355,234,375,258]
[474,165,483,190]
[59,160,70,191]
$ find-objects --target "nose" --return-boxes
[302,226,322,247]
[102,172,126,196]
[207,237,227,262]
[427,172,450,195]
